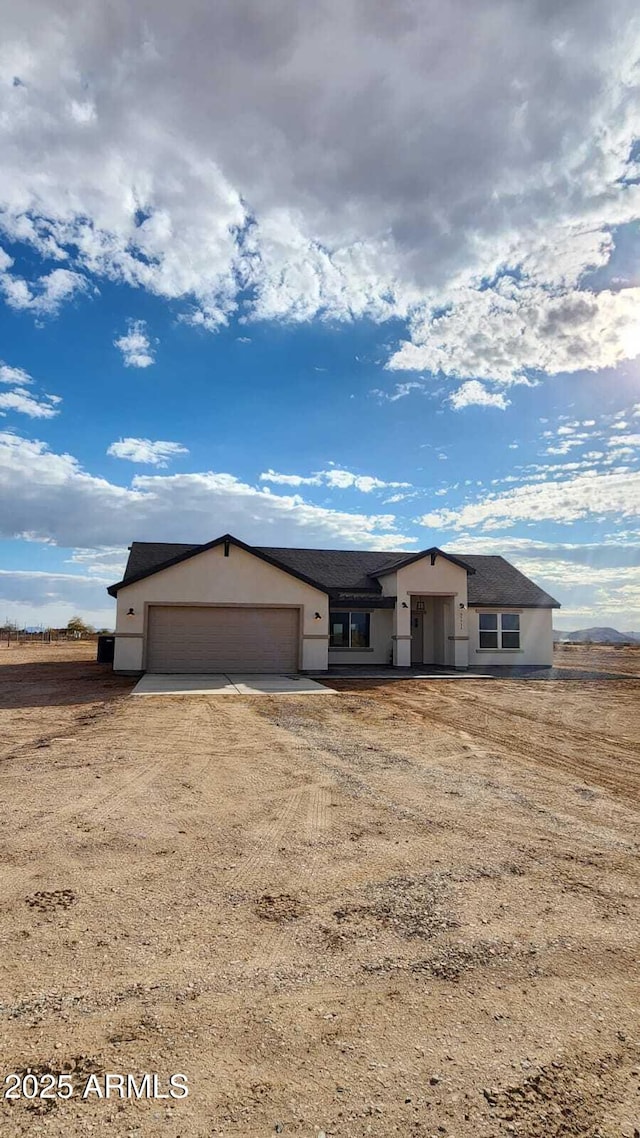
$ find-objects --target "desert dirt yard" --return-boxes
[0,644,639,1138]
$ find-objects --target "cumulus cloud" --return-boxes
[0,432,415,551]
[611,433,640,448]
[114,320,155,368]
[0,249,86,314]
[389,282,640,382]
[107,437,188,466]
[450,381,510,411]
[259,468,411,492]
[2,1,640,378]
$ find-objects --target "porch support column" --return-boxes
[392,593,411,667]
[449,601,469,669]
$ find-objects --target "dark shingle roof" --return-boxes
[123,542,200,581]
[462,555,559,608]
[254,547,401,591]
[111,539,559,608]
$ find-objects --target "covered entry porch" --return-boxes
[408,595,451,666]
[393,592,469,669]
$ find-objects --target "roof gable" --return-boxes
[107,534,329,596]
[373,546,475,576]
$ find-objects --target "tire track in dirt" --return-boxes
[311,693,640,865]
[251,781,336,973]
[374,684,640,806]
[199,698,307,796]
[229,784,309,973]
[87,700,214,827]
[253,706,464,916]
[0,700,122,765]
[228,786,307,893]
[254,702,640,904]
[0,698,214,845]
[306,781,332,834]
[256,703,462,839]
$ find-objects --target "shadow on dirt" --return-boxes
[0,660,134,709]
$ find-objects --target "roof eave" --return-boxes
[471,599,561,609]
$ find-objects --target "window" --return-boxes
[500,612,520,649]
[330,611,371,648]
[478,612,498,648]
[479,612,520,649]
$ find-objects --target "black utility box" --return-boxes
[97,635,115,664]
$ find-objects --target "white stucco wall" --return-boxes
[113,542,329,672]
[469,607,554,666]
[328,608,393,665]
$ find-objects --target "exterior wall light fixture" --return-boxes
[459,602,466,609]
[126,607,135,617]
[314,612,322,620]
[401,601,408,608]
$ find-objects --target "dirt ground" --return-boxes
[0,642,639,1138]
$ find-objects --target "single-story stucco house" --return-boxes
[107,533,560,674]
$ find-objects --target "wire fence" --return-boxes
[0,629,101,646]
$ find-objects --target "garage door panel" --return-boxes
[146,606,299,673]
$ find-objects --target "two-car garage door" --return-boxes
[146,605,299,673]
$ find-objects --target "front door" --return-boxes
[410,612,424,664]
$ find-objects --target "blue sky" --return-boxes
[1,0,639,631]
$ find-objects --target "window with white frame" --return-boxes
[330,611,371,648]
[478,612,520,649]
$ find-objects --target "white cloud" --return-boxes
[450,380,510,411]
[447,533,640,628]
[0,388,60,418]
[66,547,128,578]
[107,437,188,466]
[114,320,155,368]
[370,381,425,402]
[610,433,640,448]
[0,362,32,386]
[0,570,115,629]
[390,282,640,383]
[2,2,640,378]
[259,470,321,488]
[0,567,110,602]
[0,359,62,418]
[383,491,416,504]
[259,468,411,493]
[419,469,640,531]
[0,432,416,552]
[0,250,86,314]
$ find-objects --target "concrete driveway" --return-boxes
[130,673,336,696]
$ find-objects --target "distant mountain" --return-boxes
[554,627,640,644]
